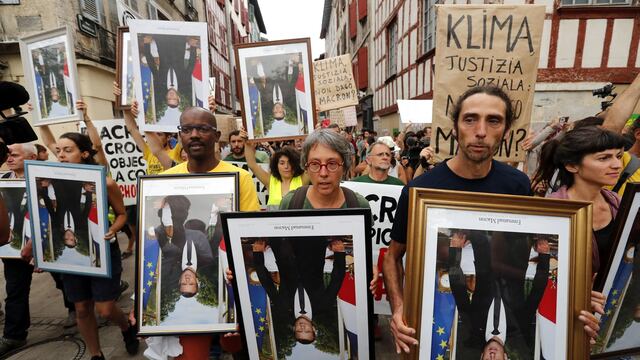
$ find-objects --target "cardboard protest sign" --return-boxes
[313,54,358,112]
[215,114,238,143]
[329,106,358,128]
[342,181,402,315]
[431,5,545,162]
[80,119,146,206]
[228,161,269,209]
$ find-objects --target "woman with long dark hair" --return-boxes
[40,126,138,360]
[244,139,309,209]
[533,125,626,343]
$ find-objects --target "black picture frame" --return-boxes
[134,172,240,336]
[221,209,375,360]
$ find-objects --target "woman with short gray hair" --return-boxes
[280,129,367,209]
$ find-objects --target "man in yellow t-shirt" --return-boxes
[159,107,259,358]
[142,135,183,175]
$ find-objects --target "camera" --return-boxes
[0,81,39,163]
[592,83,615,98]
[592,83,617,111]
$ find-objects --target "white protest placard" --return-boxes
[80,119,146,206]
[342,105,357,127]
[431,5,545,162]
[397,100,433,124]
[342,181,403,315]
[228,161,270,209]
[313,54,359,112]
[329,108,346,128]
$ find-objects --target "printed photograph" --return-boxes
[223,210,373,360]
[129,19,209,133]
[431,228,559,360]
[236,39,316,141]
[116,27,135,109]
[594,188,640,357]
[25,161,109,277]
[20,27,79,125]
[136,174,238,335]
[0,181,29,259]
[34,178,101,267]
[238,235,358,359]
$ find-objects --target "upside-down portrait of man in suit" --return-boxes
[154,195,214,301]
[448,229,551,360]
[38,178,96,265]
[141,34,199,125]
[252,235,346,348]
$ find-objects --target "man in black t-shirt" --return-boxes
[382,85,531,354]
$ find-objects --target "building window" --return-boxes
[387,20,397,77]
[423,0,436,54]
[80,0,103,24]
[561,0,629,4]
[148,1,170,20]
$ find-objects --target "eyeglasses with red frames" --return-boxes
[305,160,344,173]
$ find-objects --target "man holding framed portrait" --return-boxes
[383,85,532,354]
[155,106,260,358]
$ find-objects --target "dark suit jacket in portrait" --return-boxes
[448,231,550,359]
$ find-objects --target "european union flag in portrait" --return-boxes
[248,276,268,350]
[600,253,634,332]
[431,273,456,360]
[142,232,160,309]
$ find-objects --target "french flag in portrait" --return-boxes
[63,59,73,106]
[537,278,557,360]
[191,58,204,108]
[338,272,358,357]
[294,71,308,133]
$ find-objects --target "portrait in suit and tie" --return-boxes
[241,235,355,359]
[444,229,553,360]
[236,39,316,141]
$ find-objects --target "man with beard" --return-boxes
[351,141,404,185]
[382,85,532,354]
[223,130,269,163]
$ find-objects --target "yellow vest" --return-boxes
[267,175,303,207]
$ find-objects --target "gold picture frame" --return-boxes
[403,188,593,360]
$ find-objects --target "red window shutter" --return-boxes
[358,0,367,21]
[349,0,357,39]
[352,60,358,91]
[357,46,368,90]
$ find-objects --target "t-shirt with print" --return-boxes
[390,159,531,244]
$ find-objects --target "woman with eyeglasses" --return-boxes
[242,131,309,209]
[279,129,369,210]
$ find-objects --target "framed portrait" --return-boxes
[235,38,316,142]
[115,27,134,110]
[0,180,28,259]
[221,209,374,360]
[19,26,81,125]
[403,189,593,360]
[592,183,640,358]
[135,173,239,336]
[128,19,210,133]
[24,161,111,277]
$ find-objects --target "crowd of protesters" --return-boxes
[0,70,638,359]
